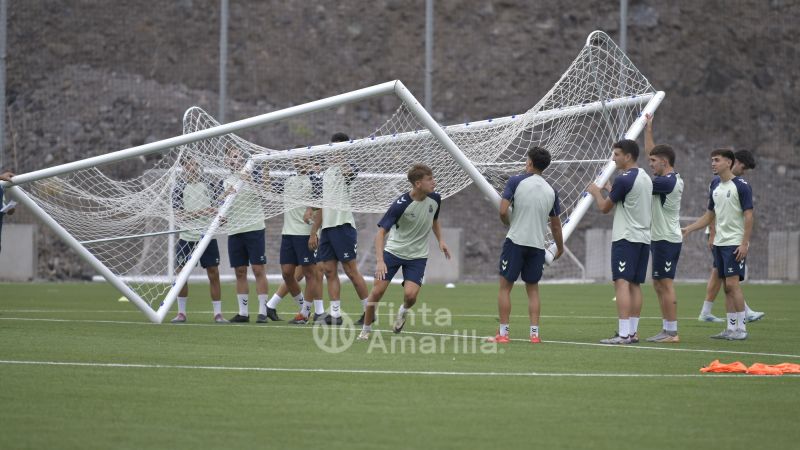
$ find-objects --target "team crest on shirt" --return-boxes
[429,205,434,213]
[726,191,731,198]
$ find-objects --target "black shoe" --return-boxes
[266,307,282,322]
[325,314,343,326]
[356,312,376,325]
[256,314,268,324]
[229,314,250,323]
[312,312,328,324]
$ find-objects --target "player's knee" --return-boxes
[342,261,360,278]
[281,267,296,282]
[234,266,248,278]
[206,266,220,280]
[404,293,418,306]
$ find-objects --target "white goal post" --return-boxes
[1,30,664,321]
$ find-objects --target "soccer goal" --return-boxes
[1,30,662,321]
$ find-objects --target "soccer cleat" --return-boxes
[312,312,329,324]
[727,329,749,341]
[653,332,680,343]
[213,314,229,323]
[325,314,343,326]
[746,311,765,323]
[710,329,734,340]
[256,314,269,324]
[288,313,309,325]
[646,330,669,342]
[266,307,282,322]
[698,313,724,323]
[229,314,250,323]
[170,313,187,324]
[530,335,542,344]
[629,331,639,344]
[486,334,510,344]
[600,333,631,345]
[357,330,371,341]
[393,310,408,334]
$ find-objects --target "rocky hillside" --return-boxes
[4,0,798,280]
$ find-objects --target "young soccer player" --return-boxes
[683,149,754,340]
[169,154,227,323]
[487,146,563,344]
[266,157,324,324]
[357,163,450,340]
[311,133,371,326]
[222,144,269,323]
[588,139,653,345]
[698,149,764,323]
[643,114,683,343]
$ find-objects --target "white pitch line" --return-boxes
[1,359,796,378]
[1,316,798,360]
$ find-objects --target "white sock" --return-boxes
[662,319,667,330]
[737,311,747,331]
[258,294,268,315]
[499,324,509,337]
[629,317,640,334]
[665,320,678,332]
[266,293,282,309]
[726,313,736,331]
[361,298,368,312]
[701,300,714,316]
[619,319,630,338]
[177,297,187,315]
[398,305,408,317]
[362,324,372,333]
[313,299,325,315]
[744,302,754,315]
[294,293,305,307]
[330,300,342,318]
[301,300,312,318]
[211,300,222,315]
[237,294,249,316]
[530,325,539,337]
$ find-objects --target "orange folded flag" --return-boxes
[700,360,748,373]
[746,363,784,376]
[701,360,800,375]
[771,363,800,374]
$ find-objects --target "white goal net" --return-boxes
[3,31,662,321]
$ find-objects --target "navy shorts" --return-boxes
[176,239,220,269]
[318,224,358,262]
[382,251,427,286]
[280,234,317,266]
[499,238,545,284]
[650,240,682,280]
[228,229,267,267]
[611,239,650,283]
[713,245,746,281]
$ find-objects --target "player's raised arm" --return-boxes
[644,113,655,154]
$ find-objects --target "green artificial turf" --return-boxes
[1,282,798,449]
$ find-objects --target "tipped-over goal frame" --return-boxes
[1,31,664,323]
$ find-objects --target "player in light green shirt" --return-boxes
[221,144,269,323]
[358,163,450,340]
[683,149,754,340]
[169,154,226,324]
[643,114,683,343]
[310,132,370,325]
[698,149,764,323]
[588,139,652,345]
